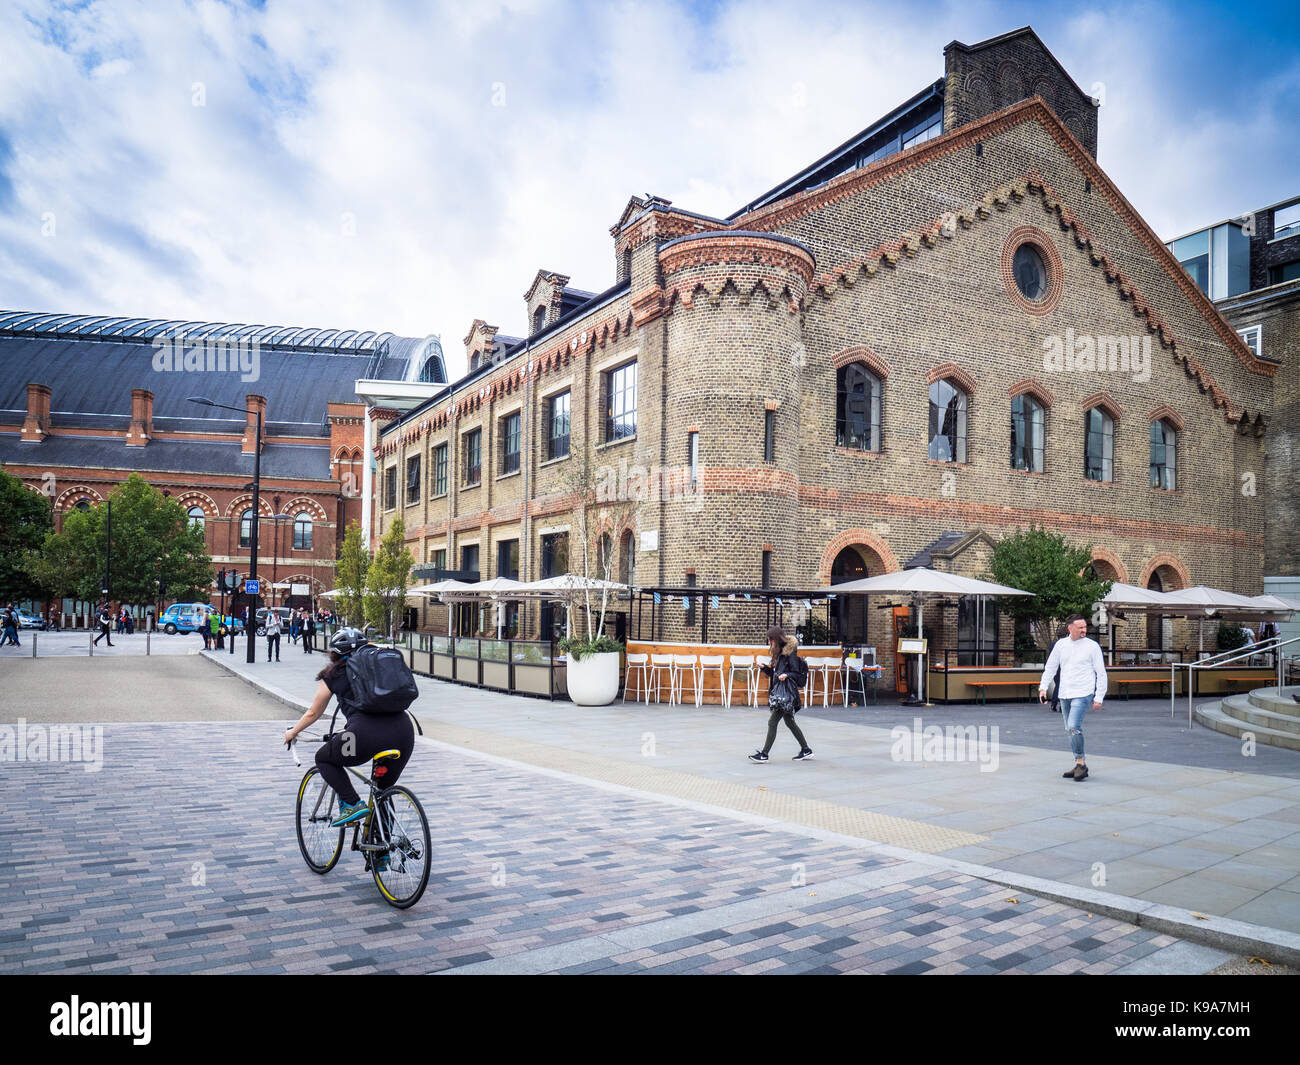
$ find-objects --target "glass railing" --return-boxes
[480,639,510,663]
[429,635,452,655]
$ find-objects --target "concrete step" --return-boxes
[1222,693,1300,736]
[1247,685,1300,717]
[1194,700,1300,751]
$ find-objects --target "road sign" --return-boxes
[245,579,260,595]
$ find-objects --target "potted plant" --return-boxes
[557,456,631,705]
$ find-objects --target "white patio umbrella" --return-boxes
[816,568,1034,703]
[515,574,630,640]
[1154,586,1264,654]
[411,579,477,636]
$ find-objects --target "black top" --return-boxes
[323,665,359,716]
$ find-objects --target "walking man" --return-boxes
[92,603,114,647]
[1,604,20,647]
[301,609,315,654]
[1039,615,1107,781]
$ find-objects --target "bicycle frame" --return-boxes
[290,733,401,864]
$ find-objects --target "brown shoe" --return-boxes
[1072,764,1089,781]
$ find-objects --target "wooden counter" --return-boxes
[626,641,860,705]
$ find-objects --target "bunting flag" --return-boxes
[711,596,720,609]
[727,593,736,600]
[776,597,783,605]
[682,596,690,608]
[744,593,752,601]
[803,599,812,609]
[652,592,661,605]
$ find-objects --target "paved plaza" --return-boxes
[1,651,1297,974]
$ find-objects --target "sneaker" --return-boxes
[373,853,390,873]
[1072,764,1089,782]
[330,799,369,827]
[747,751,769,763]
[793,749,814,761]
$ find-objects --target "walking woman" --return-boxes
[748,627,813,762]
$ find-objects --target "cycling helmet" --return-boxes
[328,627,368,656]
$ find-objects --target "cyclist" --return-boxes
[281,628,415,830]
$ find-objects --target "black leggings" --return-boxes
[315,711,415,805]
[762,708,808,754]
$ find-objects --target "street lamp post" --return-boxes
[189,395,262,664]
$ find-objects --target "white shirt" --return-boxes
[1040,634,1108,703]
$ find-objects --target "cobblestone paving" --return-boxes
[0,722,1182,974]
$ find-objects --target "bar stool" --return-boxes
[727,654,759,708]
[696,654,727,707]
[648,653,675,703]
[670,654,699,706]
[806,656,839,706]
[623,653,651,703]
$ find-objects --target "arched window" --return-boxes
[1150,420,1177,490]
[1010,394,1044,472]
[239,509,252,548]
[294,513,313,551]
[187,505,206,532]
[837,363,881,451]
[597,532,614,579]
[928,379,967,462]
[619,529,635,586]
[74,499,91,512]
[1084,408,1114,482]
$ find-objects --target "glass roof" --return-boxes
[0,310,402,352]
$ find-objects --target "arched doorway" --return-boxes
[831,545,871,644]
[1145,565,1183,651]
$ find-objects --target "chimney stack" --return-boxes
[241,394,267,454]
[125,388,154,447]
[20,383,51,443]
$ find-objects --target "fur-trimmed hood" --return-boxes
[780,636,799,657]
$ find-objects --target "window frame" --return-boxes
[293,512,313,551]
[603,360,638,442]
[406,453,421,505]
[1009,393,1045,473]
[239,508,253,548]
[837,362,882,452]
[500,411,521,475]
[383,465,397,511]
[927,379,968,463]
[1149,420,1177,491]
[1084,407,1114,483]
[547,391,571,460]
[463,428,482,487]
[431,443,448,497]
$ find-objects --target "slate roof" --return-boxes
[903,531,969,569]
[0,435,330,480]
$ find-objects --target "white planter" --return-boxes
[565,651,621,706]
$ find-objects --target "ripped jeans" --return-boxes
[1063,693,1093,760]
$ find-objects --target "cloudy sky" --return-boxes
[1,0,1297,377]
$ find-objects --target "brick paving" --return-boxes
[0,721,1183,974]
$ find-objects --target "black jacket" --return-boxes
[761,638,809,709]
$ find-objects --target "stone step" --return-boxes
[1247,685,1300,717]
[1220,693,1300,736]
[1194,701,1300,751]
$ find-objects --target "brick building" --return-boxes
[0,312,445,621]
[372,27,1279,682]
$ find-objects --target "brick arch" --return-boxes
[1148,405,1185,431]
[1082,390,1125,422]
[1089,547,1129,584]
[925,362,978,393]
[1138,553,1190,592]
[282,497,329,522]
[997,59,1025,100]
[54,485,103,510]
[817,529,900,585]
[1001,225,1065,315]
[281,573,325,593]
[176,491,219,517]
[1030,76,1057,107]
[225,495,275,518]
[1008,378,1055,408]
[831,346,892,378]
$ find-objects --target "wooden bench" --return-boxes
[1216,674,1273,693]
[965,680,1040,705]
[1114,677,1170,699]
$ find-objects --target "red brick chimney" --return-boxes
[242,394,267,454]
[125,388,154,447]
[20,383,51,443]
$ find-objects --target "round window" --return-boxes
[1012,243,1047,301]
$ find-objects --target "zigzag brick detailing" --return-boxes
[374,29,1276,678]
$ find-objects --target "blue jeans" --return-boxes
[1063,693,1093,760]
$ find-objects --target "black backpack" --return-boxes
[344,644,419,714]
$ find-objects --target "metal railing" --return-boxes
[1171,636,1300,727]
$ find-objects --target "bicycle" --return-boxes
[289,733,431,908]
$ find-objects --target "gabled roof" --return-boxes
[944,26,1097,109]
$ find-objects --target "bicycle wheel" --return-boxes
[296,767,344,873]
[369,786,431,908]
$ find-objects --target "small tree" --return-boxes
[364,517,414,640]
[986,526,1111,654]
[558,452,634,657]
[335,523,368,628]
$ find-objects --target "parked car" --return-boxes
[254,606,293,636]
[15,609,47,630]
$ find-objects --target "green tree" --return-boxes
[334,523,368,628]
[363,517,414,640]
[0,465,53,602]
[985,526,1112,653]
[27,474,212,605]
